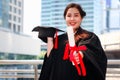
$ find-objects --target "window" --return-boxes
[14,0,17,5]
[18,17,21,23]
[8,23,11,29]
[9,14,12,20]
[13,24,16,32]
[18,1,21,7]
[13,16,16,21]
[10,0,12,3]
[9,6,12,12]
[18,25,20,32]
[14,7,17,13]
[18,9,21,15]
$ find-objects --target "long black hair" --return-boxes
[64,3,86,19]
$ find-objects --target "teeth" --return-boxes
[70,23,75,25]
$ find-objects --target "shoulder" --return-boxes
[88,31,101,43]
[57,33,68,44]
[58,32,68,41]
[81,29,99,41]
[58,32,67,37]
[77,29,101,45]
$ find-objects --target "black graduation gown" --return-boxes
[39,32,107,80]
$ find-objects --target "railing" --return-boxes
[0,60,120,80]
[103,43,120,50]
[106,60,120,80]
[0,60,43,80]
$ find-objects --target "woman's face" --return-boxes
[65,8,82,32]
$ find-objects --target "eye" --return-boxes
[74,14,79,17]
[67,14,71,17]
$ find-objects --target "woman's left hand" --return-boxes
[73,51,84,64]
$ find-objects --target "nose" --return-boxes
[70,16,74,20]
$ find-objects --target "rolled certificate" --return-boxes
[66,26,75,47]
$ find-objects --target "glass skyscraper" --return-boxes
[0,0,9,29]
[41,0,103,34]
[0,1,2,27]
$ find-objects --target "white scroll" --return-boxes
[66,26,75,47]
[66,26,76,65]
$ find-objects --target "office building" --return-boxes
[41,0,103,34]
[0,0,23,33]
[103,0,120,32]
[0,0,40,60]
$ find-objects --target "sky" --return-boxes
[23,0,41,38]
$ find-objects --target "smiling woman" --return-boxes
[64,4,86,32]
[38,3,107,80]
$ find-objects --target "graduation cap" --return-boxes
[32,26,65,48]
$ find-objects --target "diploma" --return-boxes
[66,26,75,47]
[66,26,76,65]
[65,26,86,76]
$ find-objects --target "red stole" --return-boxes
[63,43,87,76]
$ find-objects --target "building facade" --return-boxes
[103,0,120,33]
[0,0,41,60]
[0,0,23,33]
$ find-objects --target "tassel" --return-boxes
[78,51,86,76]
[54,30,58,49]
[63,43,69,60]
[69,50,81,75]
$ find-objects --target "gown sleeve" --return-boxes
[78,33,107,80]
[39,49,55,80]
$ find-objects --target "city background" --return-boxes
[0,0,120,80]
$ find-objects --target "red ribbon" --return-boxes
[54,30,58,49]
[63,43,87,76]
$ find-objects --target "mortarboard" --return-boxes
[32,26,65,48]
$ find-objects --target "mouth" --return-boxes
[69,22,76,26]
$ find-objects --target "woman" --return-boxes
[38,3,107,80]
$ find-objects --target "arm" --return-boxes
[47,37,54,57]
[39,37,54,80]
[39,48,55,80]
